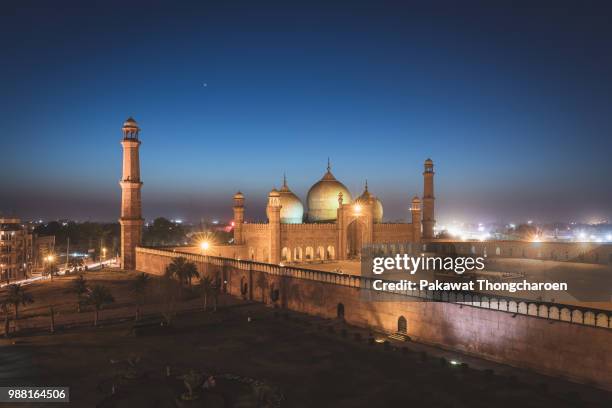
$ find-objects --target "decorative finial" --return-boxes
[365,179,368,192]
[283,172,287,188]
[327,157,331,172]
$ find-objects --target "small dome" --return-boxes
[123,117,139,128]
[307,160,352,222]
[425,158,433,164]
[268,188,280,198]
[278,176,304,224]
[233,191,244,200]
[355,181,383,223]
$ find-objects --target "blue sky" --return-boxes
[1,0,611,223]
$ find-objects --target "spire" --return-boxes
[364,179,369,192]
[283,172,287,188]
[327,157,331,172]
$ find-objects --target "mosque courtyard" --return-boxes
[1,270,610,407]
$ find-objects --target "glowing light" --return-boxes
[606,234,612,241]
[450,360,460,366]
[353,204,362,214]
[375,338,385,343]
[200,241,210,251]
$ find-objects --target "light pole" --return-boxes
[200,241,209,278]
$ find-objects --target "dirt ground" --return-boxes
[0,270,610,407]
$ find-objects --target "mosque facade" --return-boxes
[232,159,435,264]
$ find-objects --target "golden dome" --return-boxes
[278,175,304,224]
[307,161,352,222]
[355,181,383,223]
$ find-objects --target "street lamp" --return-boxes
[200,241,210,253]
[102,247,107,261]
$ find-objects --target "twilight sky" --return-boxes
[1,0,612,224]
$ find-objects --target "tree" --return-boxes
[85,285,115,327]
[165,257,199,296]
[130,273,150,321]
[198,276,213,311]
[70,275,88,312]
[1,299,10,338]
[6,284,34,328]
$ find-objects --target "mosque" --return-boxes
[118,116,435,269]
[231,159,435,264]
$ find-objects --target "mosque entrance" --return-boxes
[346,220,365,259]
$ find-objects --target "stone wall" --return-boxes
[428,240,612,265]
[135,247,612,391]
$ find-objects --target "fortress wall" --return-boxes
[429,240,612,265]
[135,247,612,390]
[373,223,415,243]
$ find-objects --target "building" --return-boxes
[0,218,33,282]
[119,117,144,270]
[230,159,434,264]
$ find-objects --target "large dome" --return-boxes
[278,176,304,224]
[355,181,383,223]
[307,162,352,222]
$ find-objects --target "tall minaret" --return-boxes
[422,158,435,239]
[119,117,144,270]
[411,196,422,242]
[233,191,245,245]
[266,189,282,264]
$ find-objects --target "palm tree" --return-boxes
[6,284,34,329]
[1,299,10,338]
[185,263,199,287]
[70,275,88,312]
[85,285,115,327]
[165,257,199,296]
[198,276,213,311]
[130,273,150,321]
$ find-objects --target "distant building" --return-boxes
[0,218,33,282]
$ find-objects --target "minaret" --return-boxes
[233,191,245,245]
[411,196,422,242]
[422,158,435,239]
[266,189,282,264]
[119,117,144,270]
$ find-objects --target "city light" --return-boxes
[353,204,362,214]
[200,241,210,251]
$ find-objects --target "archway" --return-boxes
[281,247,291,262]
[316,246,325,260]
[337,303,345,319]
[305,246,314,261]
[397,316,407,333]
[293,247,303,262]
[347,220,365,259]
[326,246,335,260]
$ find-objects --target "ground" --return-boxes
[0,269,610,407]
